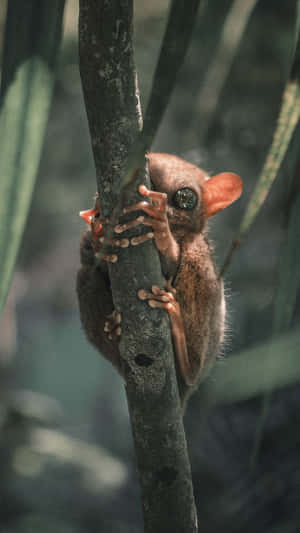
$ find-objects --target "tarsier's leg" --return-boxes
[79,207,125,348]
[138,285,194,386]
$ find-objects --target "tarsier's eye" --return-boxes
[172,188,197,210]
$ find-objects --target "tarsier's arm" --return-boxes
[77,153,242,406]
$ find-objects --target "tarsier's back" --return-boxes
[77,153,242,408]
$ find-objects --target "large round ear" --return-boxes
[202,172,243,217]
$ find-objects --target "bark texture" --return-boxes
[78,1,198,532]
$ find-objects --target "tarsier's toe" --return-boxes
[138,289,149,300]
[114,238,130,248]
[151,285,175,301]
[104,311,122,341]
[138,286,175,311]
[96,252,118,263]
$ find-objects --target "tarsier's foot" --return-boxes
[104,310,122,341]
[138,285,177,313]
[138,284,194,387]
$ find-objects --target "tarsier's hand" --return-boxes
[79,203,129,263]
[80,185,179,266]
[115,185,179,266]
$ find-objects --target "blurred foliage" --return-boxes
[0,0,300,532]
[237,11,300,243]
[198,329,300,407]
[0,0,65,316]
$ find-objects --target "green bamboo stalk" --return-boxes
[0,0,65,316]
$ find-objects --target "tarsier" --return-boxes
[77,153,242,407]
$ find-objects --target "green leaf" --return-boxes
[0,1,65,316]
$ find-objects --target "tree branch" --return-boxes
[78,1,198,531]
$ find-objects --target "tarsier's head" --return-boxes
[80,153,242,240]
[148,153,242,233]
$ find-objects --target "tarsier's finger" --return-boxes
[123,200,149,214]
[123,201,164,220]
[131,232,154,246]
[115,216,146,234]
[115,216,164,237]
[139,185,167,211]
[113,238,130,248]
[99,236,129,248]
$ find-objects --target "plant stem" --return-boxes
[78,2,198,531]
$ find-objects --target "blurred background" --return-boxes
[0,0,299,531]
